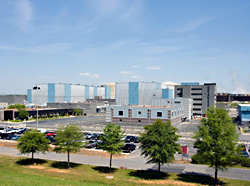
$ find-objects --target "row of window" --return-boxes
[118,110,183,118]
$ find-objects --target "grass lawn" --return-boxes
[0,155,250,186]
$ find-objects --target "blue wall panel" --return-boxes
[162,89,169,99]
[129,82,138,105]
[85,86,89,101]
[105,86,111,99]
[48,83,55,103]
[65,84,71,102]
[27,89,32,103]
[156,83,161,89]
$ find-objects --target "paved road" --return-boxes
[1,145,250,181]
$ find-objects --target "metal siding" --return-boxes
[48,83,55,103]
[27,89,32,103]
[132,108,147,118]
[116,83,129,105]
[65,84,71,102]
[113,107,128,117]
[105,86,111,99]
[162,89,169,99]
[85,86,89,101]
[138,82,157,105]
[55,84,65,103]
[89,87,94,99]
[156,83,161,89]
[98,87,105,98]
[151,108,168,119]
[71,85,85,102]
[129,82,139,105]
[94,86,98,97]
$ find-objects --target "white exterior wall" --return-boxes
[71,85,85,102]
[116,83,129,106]
[89,87,94,99]
[55,84,65,103]
[32,84,48,105]
[150,108,168,119]
[138,82,158,105]
[98,87,105,98]
[132,108,148,118]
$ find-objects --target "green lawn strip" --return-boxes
[1,155,250,186]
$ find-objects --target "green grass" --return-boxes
[0,155,250,186]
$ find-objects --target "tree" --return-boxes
[17,129,50,164]
[18,109,29,120]
[139,119,180,177]
[54,124,84,168]
[100,123,125,173]
[193,107,239,185]
[8,104,25,109]
[73,108,83,116]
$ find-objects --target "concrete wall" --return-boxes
[0,95,26,105]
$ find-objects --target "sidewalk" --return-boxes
[1,146,250,181]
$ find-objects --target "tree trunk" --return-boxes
[215,166,218,186]
[109,153,112,173]
[158,162,161,178]
[32,151,34,164]
[67,150,70,168]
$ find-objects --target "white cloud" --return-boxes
[120,71,133,75]
[173,17,213,33]
[15,0,33,30]
[131,75,141,79]
[39,76,53,79]
[147,66,161,70]
[79,72,99,78]
[132,65,139,68]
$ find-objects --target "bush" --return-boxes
[191,153,209,164]
[18,109,29,120]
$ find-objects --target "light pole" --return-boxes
[36,105,38,128]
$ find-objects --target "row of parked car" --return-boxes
[84,133,139,153]
[0,127,27,140]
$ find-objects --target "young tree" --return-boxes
[54,124,84,168]
[17,129,50,164]
[193,107,239,185]
[100,123,125,173]
[18,109,29,120]
[73,108,83,116]
[139,119,180,177]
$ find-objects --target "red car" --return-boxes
[46,132,56,136]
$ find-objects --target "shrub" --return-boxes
[191,153,209,164]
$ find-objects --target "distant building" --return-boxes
[106,105,183,126]
[174,83,216,116]
[27,83,111,105]
[238,104,250,125]
[0,95,26,105]
[115,82,174,106]
[217,93,250,102]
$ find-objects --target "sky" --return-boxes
[0,0,250,94]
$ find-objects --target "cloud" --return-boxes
[120,71,133,75]
[15,0,33,30]
[132,65,139,68]
[147,66,161,70]
[79,72,99,78]
[0,43,71,53]
[173,17,213,33]
[39,76,53,79]
[131,75,141,79]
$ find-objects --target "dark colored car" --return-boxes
[45,136,55,144]
[123,143,136,153]
[86,140,98,148]
[17,128,27,134]
[125,136,135,143]
[95,141,104,149]
[134,137,140,143]
[0,133,9,139]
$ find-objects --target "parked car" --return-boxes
[45,136,55,144]
[241,150,249,158]
[85,133,94,140]
[11,135,21,140]
[17,128,27,134]
[0,133,9,139]
[86,140,98,148]
[5,134,16,140]
[125,136,135,143]
[123,143,136,153]
[46,132,56,136]
[95,141,104,149]
[134,137,140,143]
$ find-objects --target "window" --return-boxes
[119,111,123,116]
[138,120,141,122]
[157,112,162,117]
[120,119,122,122]
[138,111,141,114]
[193,98,202,101]
[193,103,202,106]
[175,101,181,104]
[191,93,202,95]
[191,88,202,90]
[172,112,173,117]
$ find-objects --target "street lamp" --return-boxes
[37,105,38,128]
